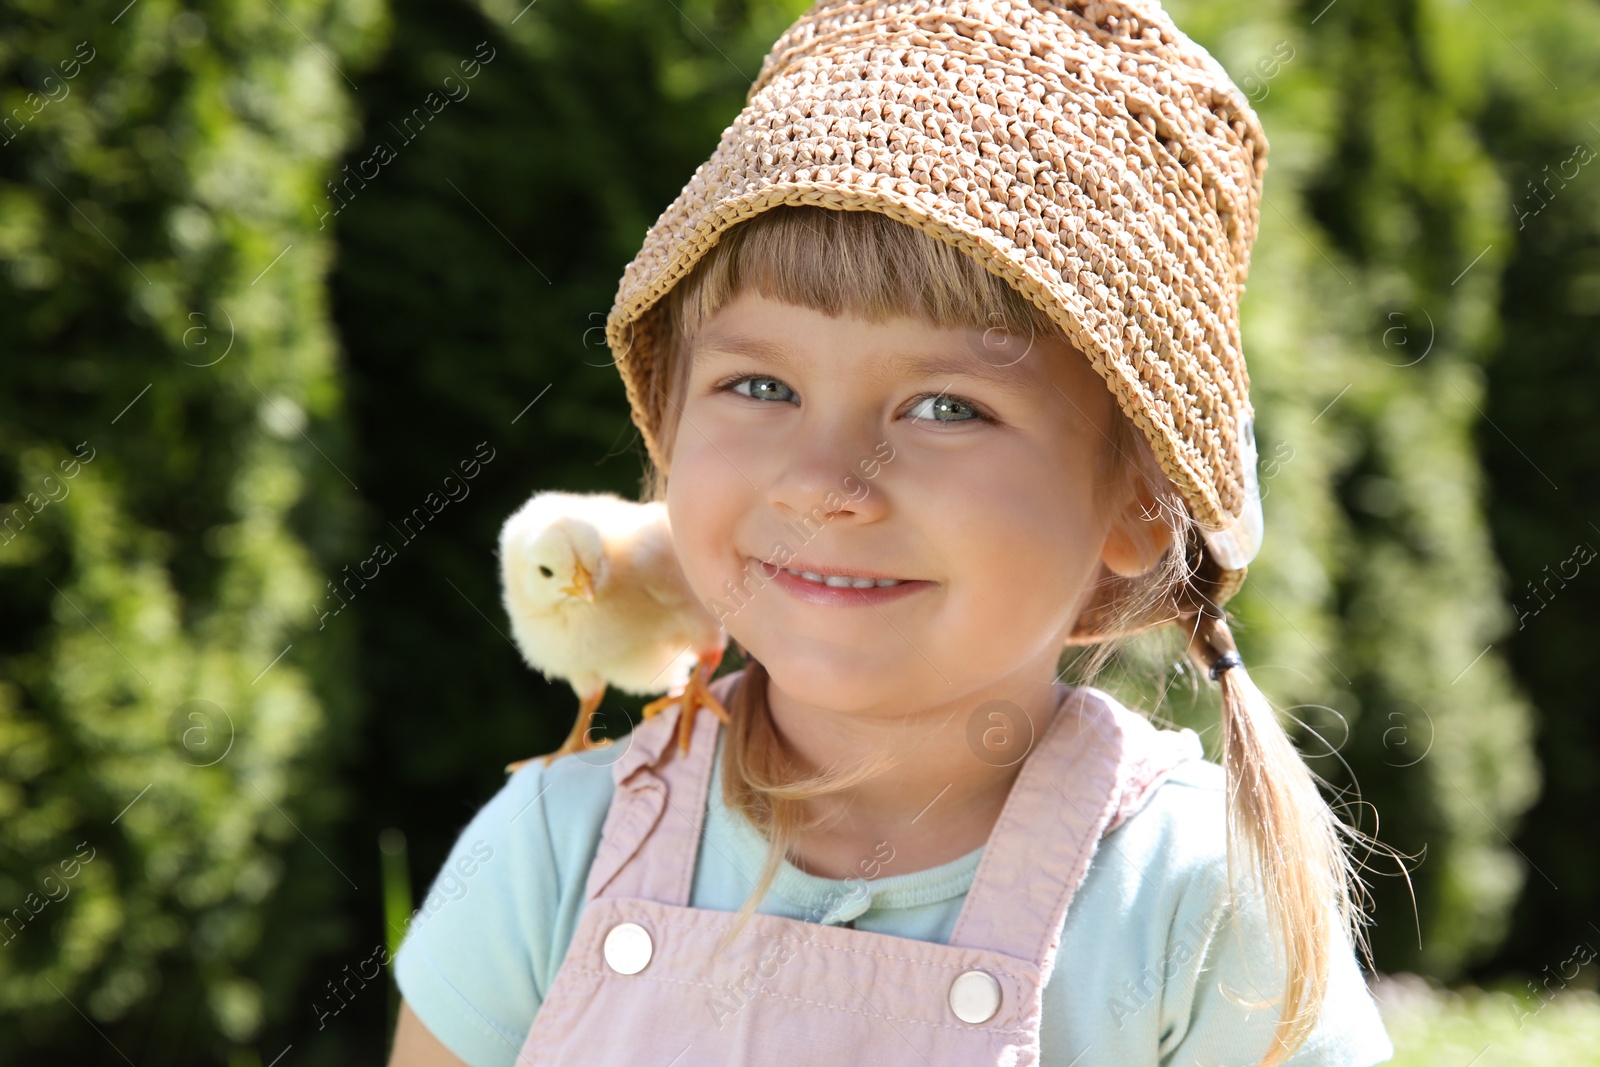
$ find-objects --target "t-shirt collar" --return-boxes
[706,730,984,923]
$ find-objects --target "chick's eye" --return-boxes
[538,565,554,578]
[724,375,797,403]
[906,393,984,423]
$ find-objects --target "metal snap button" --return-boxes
[602,921,653,975]
[948,968,1001,1024]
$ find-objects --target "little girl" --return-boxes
[390,1,1394,1064]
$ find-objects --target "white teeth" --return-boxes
[783,567,903,588]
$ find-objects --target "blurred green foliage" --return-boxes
[0,0,1596,1062]
[1163,0,1600,981]
[0,0,385,1061]
[1158,0,1545,978]
[1464,0,1600,986]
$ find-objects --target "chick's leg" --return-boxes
[641,646,730,755]
[551,687,608,764]
[505,687,606,774]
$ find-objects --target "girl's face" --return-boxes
[667,291,1156,715]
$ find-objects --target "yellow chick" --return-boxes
[498,490,730,771]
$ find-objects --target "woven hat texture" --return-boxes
[606,0,1269,577]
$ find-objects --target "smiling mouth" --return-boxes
[754,559,916,588]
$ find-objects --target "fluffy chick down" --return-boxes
[499,490,725,702]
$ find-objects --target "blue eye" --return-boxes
[718,374,991,424]
[906,393,982,423]
[727,375,797,403]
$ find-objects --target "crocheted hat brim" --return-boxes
[606,0,1267,591]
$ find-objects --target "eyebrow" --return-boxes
[694,332,1040,398]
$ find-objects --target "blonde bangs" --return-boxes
[674,204,1062,340]
[645,204,1107,502]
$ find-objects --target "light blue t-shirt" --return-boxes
[395,724,1394,1066]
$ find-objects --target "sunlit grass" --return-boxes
[1375,972,1600,1066]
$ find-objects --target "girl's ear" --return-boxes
[1100,476,1171,578]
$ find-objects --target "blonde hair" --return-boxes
[642,204,1371,1067]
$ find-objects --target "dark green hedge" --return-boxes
[0,0,384,1061]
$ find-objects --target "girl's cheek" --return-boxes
[936,470,1097,596]
[668,448,741,590]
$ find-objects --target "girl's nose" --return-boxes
[764,420,890,526]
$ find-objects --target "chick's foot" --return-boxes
[641,652,730,755]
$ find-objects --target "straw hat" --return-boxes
[605,0,1267,608]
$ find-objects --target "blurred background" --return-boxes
[1,0,1596,1063]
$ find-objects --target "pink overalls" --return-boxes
[515,668,1202,1066]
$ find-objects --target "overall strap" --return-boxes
[947,685,1200,980]
[582,671,739,904]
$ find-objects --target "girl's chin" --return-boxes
[747,650,917,705]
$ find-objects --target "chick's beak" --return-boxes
[560,558,596,602]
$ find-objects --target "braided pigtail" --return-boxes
[1178,585,1363,1067]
